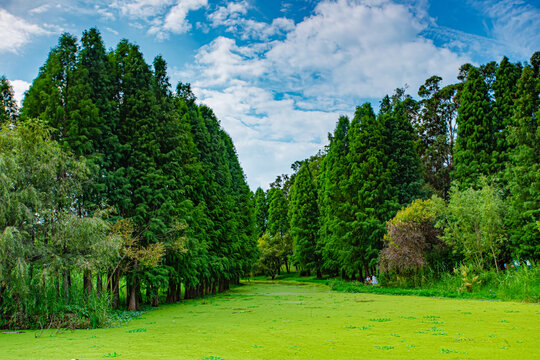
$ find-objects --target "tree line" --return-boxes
[255,52,539,283]
[0,29,256,328]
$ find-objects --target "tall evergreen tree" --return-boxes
[492,57,522,179]
[318,116,350,275]
[506,54,540,260]
[0,76,18,125]
[453,67,494,188]
[381,92,424,205]
[289,162,322,278]
[344,103,398,279]
[253,187,268,238]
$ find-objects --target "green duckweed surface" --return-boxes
[1,281,539,359]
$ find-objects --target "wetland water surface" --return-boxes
[1,281,539,359]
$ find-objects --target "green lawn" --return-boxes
[1,281,539,359]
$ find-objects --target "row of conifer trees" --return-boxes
[0,28,256,327]
[254,52,539,280]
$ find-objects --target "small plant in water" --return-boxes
[126,328,147,333]
[103,352,120,357]
[454,265,481,292]
[374,345,394,350]
[369,318,391,322]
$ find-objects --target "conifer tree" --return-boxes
[253,187,268,238]
[289,162,322,277]
[0,76,18,125]
[492,57,522,178]
[382,92,424,205]
[318,116,350,275]
[344,103,398,279]
[453,67,494,188]
[506,54,540,260]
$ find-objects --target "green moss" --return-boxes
[1,281,539,359]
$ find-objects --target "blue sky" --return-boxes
[1,0,539,189]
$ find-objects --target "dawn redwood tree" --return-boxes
[492,56,522,180]
[381,92,424,205]
[266,186,293,273]
[289,161,322,278]
[253,187,268,238]
[505,54,540,260]
[0,76,18,125]
[344,103,398,279]
[318,116,350,276]
[453,67,495,188]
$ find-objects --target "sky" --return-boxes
[1,0,539,190]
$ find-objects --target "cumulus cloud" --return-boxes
[208,1,294,40]
[183,0,470,188]
[0,9,52,53]
[10,80,31,107]
[110,0,207,39]
[110,0,175,19]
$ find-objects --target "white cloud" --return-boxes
[10,80,31,107]
[163,0,208,33]
[109,0,207,39]
[182,0,471,189]
[472,0,540,59]
[29,4,51,15]
[208,1,248,26]
[207,1,294,40]
[0,9,52,53]
[111,0,175,19]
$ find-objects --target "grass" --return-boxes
[1,281,539,359]
[261,266,540,303]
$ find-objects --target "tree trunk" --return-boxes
[62,270,70,303]
[316,268,322,279]
[151,287,159,307]
[285,260,290,274]
[128,274,139,311]
[84,269,93,297]
[167,280,177,303]
[112,270,120,309]
[96,273,102,295]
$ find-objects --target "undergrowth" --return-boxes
[249,265,540,302]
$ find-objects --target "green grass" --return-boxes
[1,281,539,359]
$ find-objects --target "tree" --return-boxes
[505,54,540,260]
[0,76,18,125]
[0,120,122,328]
[266,187,292,272]
[382,91,424,205]
[289,162,322,277]
[491,57,522,180]
[253,188,268,238]
[453,67,495,188]
[318,116,350,275]
[416,76,460,199]
[344,103,398,279]
[438,181,506,270]
[379,198,445,275]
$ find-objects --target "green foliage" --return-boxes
[416,76,459,199]
[437,181,506,270]
[0,121,122,328]
[288,162,321,277]
[379,198,446,274]
[505,55,540,260]
[453,67,495,188]
[0,76,18,125]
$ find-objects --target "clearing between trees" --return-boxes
[1,281,538,360]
